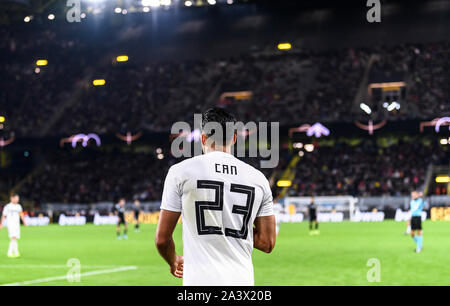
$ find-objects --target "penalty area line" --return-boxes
[0,265,137,286]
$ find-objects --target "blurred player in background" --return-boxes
[309,197,319,235]
[410,190,425,253]
[156,107,276,286]
[273,202,283,236]
[133,200,142,233]
[114,198,128,240]
[0,194,27,258]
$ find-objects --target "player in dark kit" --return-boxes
[133,200,142,233]
[114,198,128,240]
[308,197,319,235]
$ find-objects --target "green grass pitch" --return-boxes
[0,221,449,286]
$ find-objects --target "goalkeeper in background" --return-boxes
[410,190,425,253]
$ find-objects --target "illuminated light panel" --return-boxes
[304,144,314,152]
[93,79,106,86]
[277,180,292,188]
[116,55,129,62]
[440,138,448,145]
[36,59,48,66]
[142,0,160,7]
[436,176,450,183]
[277,43,292,50]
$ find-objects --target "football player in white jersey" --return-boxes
[0,194,27,258]
[156,108,276,286]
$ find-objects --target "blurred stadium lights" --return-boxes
[207,0,217,5]
[436,176,450,183]
[0,116,5,123]
[142,0,161,7]
[440,138,449,145]
[122,9,128,14]
[47,13,55,20]
[227,0,233,4]
[277,180,292,187]
[161,0,172,5]
[157,153,164,160]
[277,42,292,50]
[385,101,400,112]
[293,142,303,149]
[116,55,129,62]
[184,0,193,6]
[143,6,150,12]
[114,7,122,13]
[298,151,304,157]
[34,67,40,74]
[24,16,31,22]
[304,144,314,152]
[360,103,372,115]
[36,59,48,66]
[92,79,106,86]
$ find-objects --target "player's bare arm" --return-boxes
[253,215,276,253]
[19,212,27,226]
[0,215,4,230]
[155,209,184,278]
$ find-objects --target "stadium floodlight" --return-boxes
[34,67,40,74]
[227,0,233,4]
[161,0,171,5]
[293,142,303,149]
[114,7,122,13]
[121,9,128,14]
[48,14,55,20]
[277,180,292,187]
[81,13,86,19]
[298,151,304,157]
[304,144,314,152]
[116,55,129,62]
[277,42,292,50]
[157,153,164,160]
[440,138,448,145]
[92,79,106,86]
[143,6,150,12]
[436,176,450,183]
[360,103,372,114]
[142,0,160,7]
[184,0,193,6]
[207,0,216,5]
[36,59,48,66]
[387,101,400,112]
[24,16,31,22]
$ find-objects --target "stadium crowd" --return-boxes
[1,22,449,137]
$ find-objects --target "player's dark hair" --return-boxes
[202,107,237,146]
[10,193,19,198]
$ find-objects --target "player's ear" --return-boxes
[201,133,207,145]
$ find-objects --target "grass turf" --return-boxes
[0,221,448,286]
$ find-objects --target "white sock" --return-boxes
[8,241,14,255]
[12,240,18,254]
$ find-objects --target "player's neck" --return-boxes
[204,146,232,155]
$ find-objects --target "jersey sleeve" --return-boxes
[160,166,183,213]
[2,205,8,216]
[256,178,274,217]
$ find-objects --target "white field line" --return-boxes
[0,265,137,286]
[0,264,125,269]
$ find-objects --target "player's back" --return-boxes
[161,151,273,286]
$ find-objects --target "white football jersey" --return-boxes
[2,203,23,227]
[161,151,274,286]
